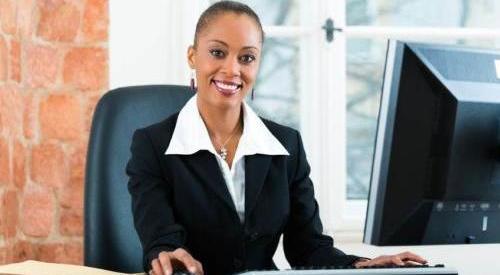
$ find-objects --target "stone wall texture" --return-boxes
[0,0,108,264]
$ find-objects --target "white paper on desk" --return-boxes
[0,260,145,275]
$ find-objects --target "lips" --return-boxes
[211,80,242,96]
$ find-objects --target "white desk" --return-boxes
[341,243,500,275]
[0,260,144,275]
[273,243,500,275]
[3,244,498,275]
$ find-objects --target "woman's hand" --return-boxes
[353,251,427,268]
[149,248,204,275]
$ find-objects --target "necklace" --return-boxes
[212,123,241,160]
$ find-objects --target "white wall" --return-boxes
[109,0,207,89]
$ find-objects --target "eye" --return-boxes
[239,54,256,64]
[209,49,225,58]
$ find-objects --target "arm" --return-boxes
[283,130,360,268]
[126,128,187,271]
[283,131,428,269]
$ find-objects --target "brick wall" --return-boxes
[0,0,108,264]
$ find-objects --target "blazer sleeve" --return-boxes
[282,130,361,268]
[126,128,187,272]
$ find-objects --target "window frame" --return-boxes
[339,25,500,237]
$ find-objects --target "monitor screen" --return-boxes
[363,40,500,245]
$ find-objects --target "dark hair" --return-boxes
[193,1,265,48]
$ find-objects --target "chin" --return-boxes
[213,94,244,109]
[210,88,246,108]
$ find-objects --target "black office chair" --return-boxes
[84,85,194,273]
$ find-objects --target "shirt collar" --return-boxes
[165,94,289,157]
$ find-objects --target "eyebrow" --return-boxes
[208,39,259,51]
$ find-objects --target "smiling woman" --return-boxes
[187,5,264,166]
[125,1,427,275]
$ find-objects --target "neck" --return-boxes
[197,98,243,140]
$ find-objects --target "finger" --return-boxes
[158,252,173,275]
[356,256,388,268]
[391,256,405,266]
[398,251,427,263]
[368,255,401,266]
[152,258,164,275]
[403,260,426,266]
[194,260,204,275]
[173,249,199,274]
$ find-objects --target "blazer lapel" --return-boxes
[182,151,237,213]
[245,154,272,220]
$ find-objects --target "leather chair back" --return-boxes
[84,85,194,272]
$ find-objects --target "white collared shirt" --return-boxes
[165,95,289,223]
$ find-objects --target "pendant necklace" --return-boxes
[214,124,241,160]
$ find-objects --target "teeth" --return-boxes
[214,81,240,90]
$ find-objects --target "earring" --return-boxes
[251,88,255,100]
[190,70,196,91]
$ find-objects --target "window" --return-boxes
[344,1,500,235]
[231,0,500,236]
[346,0,500,202]
[110,0,500,239]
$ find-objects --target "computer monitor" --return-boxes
[363,40,500,245]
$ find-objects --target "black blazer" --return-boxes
[126,113,360,275]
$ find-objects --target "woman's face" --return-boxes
[188,12,262,110]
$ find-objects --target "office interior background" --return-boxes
[0,0,499,268]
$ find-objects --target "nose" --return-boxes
[221,55,241,77]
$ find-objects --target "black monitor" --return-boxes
[363,40,500,245]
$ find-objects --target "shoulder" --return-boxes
[260,117,301,152]
[133,112,180,148]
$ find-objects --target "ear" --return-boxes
[187,45,196,69]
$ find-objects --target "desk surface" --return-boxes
[270,243,498,275]
[3,244,499,275]
[339,243,500,275]
[0,260,144,275]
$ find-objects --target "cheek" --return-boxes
[196,69,215,87]
[195,55,218,77]
[243,66,259,85]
